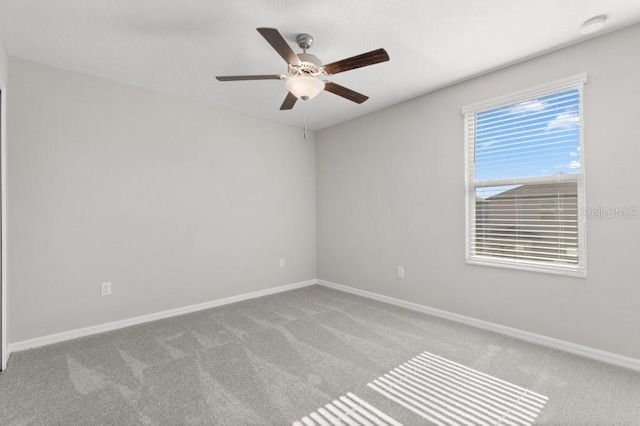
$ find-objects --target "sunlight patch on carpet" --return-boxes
[293,392,403,426]
[368,351,548,426]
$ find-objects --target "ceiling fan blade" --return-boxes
[257,28,301,66]
[324,82,369,104]
[216,74,284,81]
[322,48,389,75]
[280,92,298,110]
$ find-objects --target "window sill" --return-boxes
[466,256,586,278]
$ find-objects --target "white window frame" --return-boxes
[463,74,587,277]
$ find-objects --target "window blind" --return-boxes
[464,74,587,276]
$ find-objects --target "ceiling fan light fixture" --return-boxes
[285,75,325,100]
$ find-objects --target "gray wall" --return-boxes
[317,25,640,359]
[8,58,316,343]
[0,39,7,368]
[0,41,7,83]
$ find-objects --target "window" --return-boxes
[463,74,587,277]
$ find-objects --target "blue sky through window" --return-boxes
[474,89,581,183]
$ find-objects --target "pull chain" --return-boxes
[303,101,308,139]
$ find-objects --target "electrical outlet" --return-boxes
[280,258,285,268]
[397,267,405,279]
[100,282,112,296]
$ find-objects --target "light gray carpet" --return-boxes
[1,285,639,425]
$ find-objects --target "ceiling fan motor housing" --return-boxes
[293,53,322,75]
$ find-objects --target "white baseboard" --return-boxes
[8,279,317,356]
[318,279,640,372]
[9,278,639,373]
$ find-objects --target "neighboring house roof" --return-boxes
[485,180,577,200]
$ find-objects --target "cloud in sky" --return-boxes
[569,151,578,157]
[479,139,497,149]
[511,99,546,114]
[567,160,581,169]
[547,112,579,131]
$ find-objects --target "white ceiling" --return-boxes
[1,1,639,130]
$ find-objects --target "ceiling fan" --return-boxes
[216,28,389,110]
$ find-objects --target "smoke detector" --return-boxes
[580,15,607,34]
